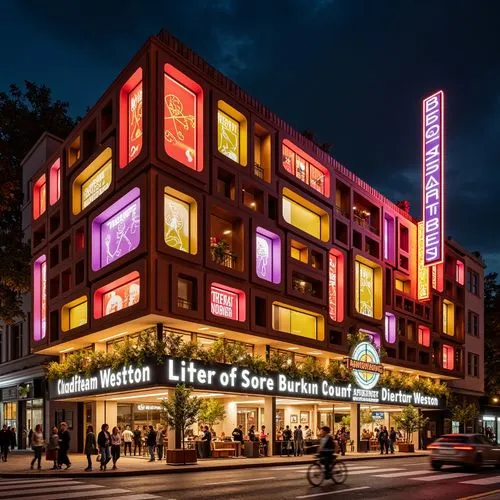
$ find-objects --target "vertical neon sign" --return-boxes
[422,90,444,266]
[33,255,47,341]
[417,221,430,300]
[128,82,143,163]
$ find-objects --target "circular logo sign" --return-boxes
[349,342,382,390]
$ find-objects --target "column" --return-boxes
[312,404,318,436]
[350,403,360,453]
[95,401,117,429]
[263,396,275,456]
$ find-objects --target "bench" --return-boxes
[211,448,235,458]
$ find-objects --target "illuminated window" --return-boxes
[217,101,247,166]
[456,261,465,285]
[61,297,88,332]
[91,188,141,271]
[328,249,345,322]
[94,271,140,319]
[72,147,112,215]
[49,159,61,205]
[291,239,308,263]
[383,214,395,262]
[442,344,454,370]
[210,283,246,322]
[164,64,203,172]
[395,278,411,294]
[255,227,281,284]
[272,302,324,341]
[33,255,47,341]
[282,188,329,242]
[33,174,46,220]
[281,140,330,196]
[164,188,198,255]
[119,68,143,167]
[443,299,455,336]
[418,325,430,347]
[355,261,374,317]
[385,313,396,343]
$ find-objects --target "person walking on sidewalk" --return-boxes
[133,426,142,456]
[47,427,59,469]
[122,425,133,456]
[30,424,44,470]
[156,425,165,461]
[0,425,10,462]
[57,422,71,469]
[10,427,17,451]
[84,425,97,471]
[111,426,121,470]
[379,426,389,454]
[388,427,397,454]
[283,425,292,456]
[146,425,157,462]
[296,425,304,456]
[98,423,111,471]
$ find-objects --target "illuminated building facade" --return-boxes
[27,31,481,452]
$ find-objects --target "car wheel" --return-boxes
[431,461,442,471]
[472,454,483,472]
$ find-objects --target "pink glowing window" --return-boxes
[33,255,47,341]
[119,68,143,168]
[164,64,204,172]
[456,261,465,285]
[385,313,396,343]
[91,188,140,271]
[328,249,345,322]
[281,140,330,197]
[255,227,281,284]
[383,214,395,262]
[49,159,61,205]
[418,325,430,347]
[210,283,246,322]
[33,174,46,220]
[94,271,140,319]
[442,344,454,370]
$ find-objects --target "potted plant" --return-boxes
[18,383,30,399]
[393,405,429,452]
[161,384,202,465]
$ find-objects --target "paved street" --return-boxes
[0,456,499,499]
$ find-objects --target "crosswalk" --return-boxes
[0,478,161,499]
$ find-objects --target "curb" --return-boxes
[0,453,429,478]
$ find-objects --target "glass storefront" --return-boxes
[117,403,162,429]
[3,402,16,429]
[26,399,44,430]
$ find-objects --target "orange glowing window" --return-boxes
[456,261,465,285]
[442,344,454,370]
[49,159,61,205]
[328,249,345,322]
[94,271,140,320]
[418,325,430,347]
[119,68,143,168]
[164,64,203,172]
[33,174,47,220]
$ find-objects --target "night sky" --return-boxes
[2,0,499,273]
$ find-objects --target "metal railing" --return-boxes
[253,163,265,180]
[177,297,193,310]
[210,247,238,269]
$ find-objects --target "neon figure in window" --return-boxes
[128,82,143,162]
[103,278,140,316]
[256,234,271,281]
[164,196,190,252]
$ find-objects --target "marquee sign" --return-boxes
[422,90,444,266]
[49,356,443,409]
[347,342,383,390]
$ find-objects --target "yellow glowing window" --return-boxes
[395,278,404,292]
[272,302,324,341]
[290,239,308,263]
[443,300,455,336]
[72,147,113,215]
[164,187,198,255]
[395,278,411,294]
[217,101,247,166]
[355,261,374,317]
[61,296,88,332]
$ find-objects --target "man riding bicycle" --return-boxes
[318,426,336,478]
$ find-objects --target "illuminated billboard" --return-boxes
[33,255,47,341]
[128,81,143,163]
[210,283,246,322]
[422,90,444,266]
[103,277,140,316]
[417,221,430,300]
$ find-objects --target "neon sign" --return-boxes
[81,160,112,210]
[103,277,140,316]
[210,286,238,321]
[329,253,338,321]
[164,193,190,252]
[347,342,382,390]
[256,233,271,281]
[417,221,430,300]
[128,82,143,163]
[218,111,239,162]
[423,90,444,266]
[33,255,47,341]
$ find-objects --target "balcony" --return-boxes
[335,205,350,219]
[253,163,264,180]
[210,244,237,269]
[353,212,377,233]
[177,297,193,310]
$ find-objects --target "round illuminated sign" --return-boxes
[350,342,381,390]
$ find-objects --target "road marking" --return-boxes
[348,467,403,475]
[372,470,435,478]
[460,476,500,486]
[457,488,500,500]
[0,478,74,486]
[0,483,102,497]
[113,495,162,500]
[8,488,135,500]
[206,476,277,486]
[270,465,376,472]
[412,472,477,482]
[296,486,370,498]
[0,480,82,490]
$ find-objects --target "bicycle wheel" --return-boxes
[332,460,348,484]
[307,462,325,486]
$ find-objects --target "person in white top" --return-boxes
[122,425,133,456]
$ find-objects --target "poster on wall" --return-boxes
[256,233,272,281]
[128,82,143,163]
[81,161,112,210]
[300,411,309,424]
[217,111,239,162]
[102,277,140,316]
[164,193,190,252]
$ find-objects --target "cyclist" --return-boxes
[318,426,336,479]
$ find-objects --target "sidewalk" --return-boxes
[0,449,430,478]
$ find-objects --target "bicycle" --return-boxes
[307,456,348,486]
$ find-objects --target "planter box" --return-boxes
[398,443,415,452]
[166,448,197,465]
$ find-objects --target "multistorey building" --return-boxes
[24,31,481,452]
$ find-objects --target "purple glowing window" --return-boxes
[256,227,281,284]
[384,214,395,262]
[384,313,396,344]
[91,188,141,271]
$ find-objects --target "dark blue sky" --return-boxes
[2,0,499,272]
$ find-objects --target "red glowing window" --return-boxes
[33,174,47,220]
[455,261,465,285]
[49,159,61,206]
[119,68,143,168]
[281,140,330,197]
[442,344,454,370]
[210,283,246,322]
[93,271,140,319]
[164,64,203,172]
[328,249,345,322]
[418,325,430,347]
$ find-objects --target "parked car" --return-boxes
[428,434,500,471]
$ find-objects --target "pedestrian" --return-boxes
[28,428,33,448]
[156,425,165,461]
[304,425,312,441]
[122,425,133,456]
[232,424,244,443]
[142,425,149,457]
[248,425,256,442]
[260,425,268,456]
[57,422,71,469]
[47,426,59,469]
[378,426,388,454]
[293,426,299,456]
[283,425,292,456]
[297,425,304,456]
[84,425,97,471]
[0,425,10,462]
[389,427,397,454]
[133,425,142,456]
[201,425,211,458]
[318,426,335,479]
[10,427,17,451]
[146,425,157,462]
[338,427,347,456]
[111,426,121,470]
[97,423,111,471]
[30,424,44,470]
